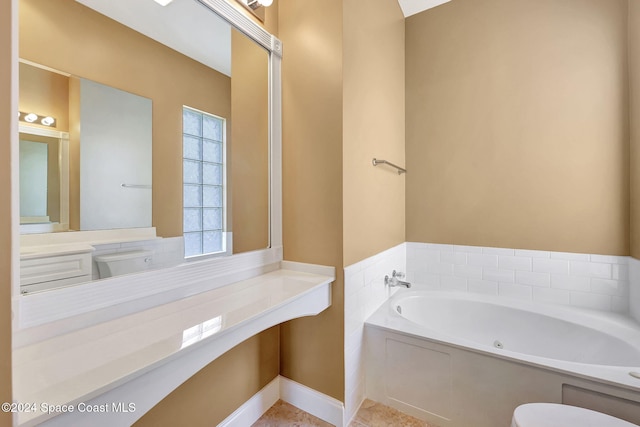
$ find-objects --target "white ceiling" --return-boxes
[397,0,452,17]
[76,0,232,76]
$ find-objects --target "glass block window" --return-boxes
[183,106,225,257]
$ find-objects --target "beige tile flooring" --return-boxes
[348,399,438,427]
[252,399,439,427]
[252,400,333,427]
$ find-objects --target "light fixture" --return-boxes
[41,116,55,126]
[238,0,272,11]
[19,111,57,128]
[153,0,174,6]
[236,0,270,21]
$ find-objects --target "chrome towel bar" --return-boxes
[121,183,152,189]
[372,158,407,175]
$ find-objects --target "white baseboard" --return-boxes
[217,376,345,427]
[217,377,280,427]
[279,376,345,427]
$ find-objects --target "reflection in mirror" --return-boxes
[79,79,153,231]
[19,125,70,234]
[18,0,270,293]
[20,69,154,232]
[20,140,49,221]
[20,135,58,226]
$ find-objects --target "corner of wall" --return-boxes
[0,0,16,425]
[278,0,346,403]
[343,243,407,422]
[342,0,406,267]
[629,257,640,322]
[629,0,640,264]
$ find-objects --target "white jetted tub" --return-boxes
[364,290,640,427]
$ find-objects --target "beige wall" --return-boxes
[20,0,231,238]
[630,0,640,259]
[135,326,279,426]
[0,0,14,424]
[231,30,270,254]
[343,0,405,267]
[406,0,630,255]
[18,63,69,132]
[279,0,345,401]
[68,77,81,230]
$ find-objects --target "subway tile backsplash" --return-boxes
[407,242,630,314]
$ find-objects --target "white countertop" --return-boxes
[13,267,333,426]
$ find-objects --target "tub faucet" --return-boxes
[385,270,411,288]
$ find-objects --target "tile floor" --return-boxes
[252,400,332,427]
[349,399,438,427]
[252,399,439,427]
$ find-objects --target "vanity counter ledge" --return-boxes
[19,243,96,260]
[13,265,334,427]
[20,227,160,248]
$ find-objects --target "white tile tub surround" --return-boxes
[343,243,639,424]
[629,257,640,323]
[406,243,631,314]
[343,243,406,425]
[91,237,184,280]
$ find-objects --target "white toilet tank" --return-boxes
[94,250,153,279]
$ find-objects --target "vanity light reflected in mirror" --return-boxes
[19,111,56,127]
[245,0,273,9]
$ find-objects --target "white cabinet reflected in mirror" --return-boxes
[18,0,271,293]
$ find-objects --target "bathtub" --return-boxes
[364,290,640,427]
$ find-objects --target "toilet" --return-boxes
[94,250,153,279]
[512,403,638,427]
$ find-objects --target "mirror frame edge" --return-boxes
[197,0,283,249]
[196,0,283,253]
[13,0,283,330]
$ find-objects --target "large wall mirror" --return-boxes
[18,0,273,293]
